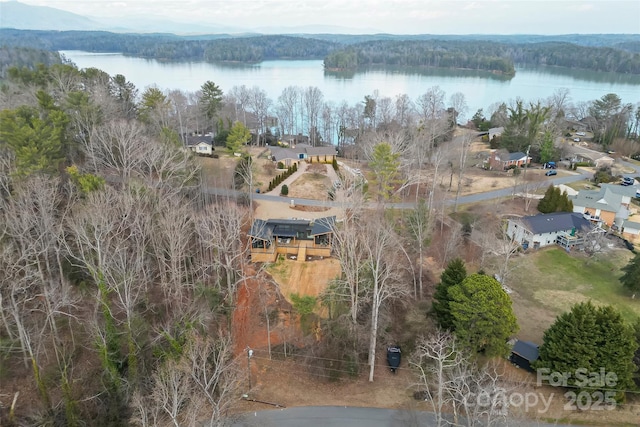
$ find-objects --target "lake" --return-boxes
[61,50,640,122]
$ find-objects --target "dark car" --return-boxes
[387,345,401,373]
[545,170,557,176]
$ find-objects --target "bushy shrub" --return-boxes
[281,184,289,196]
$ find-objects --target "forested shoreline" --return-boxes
[1,29,640,75]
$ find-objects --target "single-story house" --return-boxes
[486,149,531,171]
[185,134,214,156]
[248,216,335,262]
[509,340,539,372]
[574,152,614,168]
[269,143,337,167]
[506,212,593,250]
[572,184,638,227]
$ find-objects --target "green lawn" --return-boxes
[507,247,639,342]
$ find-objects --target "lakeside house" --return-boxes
[249,216,335,263]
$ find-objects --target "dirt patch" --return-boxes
[269,258,341,316]
[289,205,331,212]
[287,167,332,199]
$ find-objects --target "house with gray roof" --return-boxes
[185,134,214,156]
[571,184,638,227]
[506,212,593,250]
[486,149,531,170]
[621,219,640,244]
[248,216,335,262]
[268,143,337,167]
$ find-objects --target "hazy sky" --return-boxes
[5,0,640,34]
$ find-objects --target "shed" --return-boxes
[509,340,539,372]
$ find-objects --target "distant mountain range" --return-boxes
[0,1,379,35]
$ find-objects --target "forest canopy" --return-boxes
[1,29,640,75]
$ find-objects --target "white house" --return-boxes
[506,212,593,250]
[186,134,214,156]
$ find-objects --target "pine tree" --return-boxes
[535,302,637,402]
[431,258,467,330]
[621,253,640,293]
[448,274,518,357]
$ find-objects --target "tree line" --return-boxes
[2,29,640,74]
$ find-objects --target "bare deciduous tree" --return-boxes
[362,213,411,382]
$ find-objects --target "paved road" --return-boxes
[204,170,592,211]
[231,406,572,427]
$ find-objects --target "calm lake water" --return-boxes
[61,50,640,120]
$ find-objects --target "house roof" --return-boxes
[248,217,336,240]
[310,216,336,236]
[571,184,636,213]
[507,151,527,161]
[488,127,504,139]
[518,212,592,235]
[622,219,640,230]
[186,135,212,146]
[270,146,301,162]
[269,144,337,162]
[599,183,640,198]
[511,340,539,362]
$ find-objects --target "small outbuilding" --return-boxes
[509,340,539,372]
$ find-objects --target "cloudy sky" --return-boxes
[4,0,640,34]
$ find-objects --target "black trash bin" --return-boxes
[387,345,401,373]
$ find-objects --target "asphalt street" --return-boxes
[231,405,574,427]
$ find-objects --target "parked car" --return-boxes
[576,132,586,137]
[621,177,634,186]
[544,162,556,169]
[573,138,581,142]
[545,170,557,176]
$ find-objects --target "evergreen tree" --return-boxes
[620,253,640,293]
[535,302,637,402]
[431,258,467,330]
[0,94,68,177]
[199,80,223,130]
[537,185,573,213]
[369,142,400,201]
[448,274,518,357]
[226,121,251,154]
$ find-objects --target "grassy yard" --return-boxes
[505,247,639,343]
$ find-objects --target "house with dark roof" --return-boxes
[506,212,593,250]
[509,340,539,372]
[185,134,214,156]
[486,149,531,170]
[248,216,335,262]
[269,143,337,167]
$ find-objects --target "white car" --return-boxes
[573,138,581,142]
